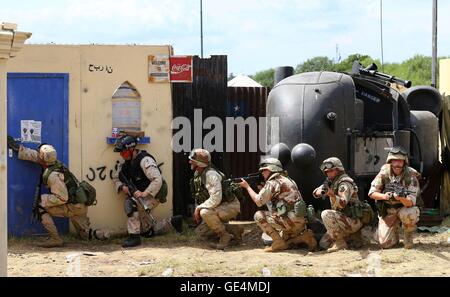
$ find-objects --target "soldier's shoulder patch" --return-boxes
[339,185,347,192]
[142,157,156,169]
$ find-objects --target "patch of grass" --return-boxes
[138,258,182,276]
[144,227,198,245]
[271,264,290,276]
[246,265,267,277]
[301,268,318,277]
[381,252,406,264]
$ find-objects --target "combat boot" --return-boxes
[37,236,64,248]
[170,215,184,233]
[327,237,347,253]
[403,229,415,249]
[38,213,63,248]
[226,224,245,243]
[140,228,154,238]
[347,229,363,249]
[214,231,232,250]
[287,229,317,252]
[264,230,288,252]
[122,234,141,248]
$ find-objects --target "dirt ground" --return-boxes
[7,222,450,277]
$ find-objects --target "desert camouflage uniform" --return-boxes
[18,146,108,241]
[313,173,362,249]
[113,151,173,235]
[254,173,307,241]
[193,168,241,240]
[368,164,420,248]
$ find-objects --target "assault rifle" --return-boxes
[119,171,152,214]
[320,178,333,196]
[384,180,415,199]
[224,172,264,186]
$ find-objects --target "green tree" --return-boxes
[333,53,375,73]
[295,56,334,74]
[251,68,275,88]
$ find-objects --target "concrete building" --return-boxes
[6,44,174,234]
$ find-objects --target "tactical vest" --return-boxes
[329,172,362,216]
[377,165,418,216]
[120,150,158,192]
[267,173,302,216]
[190,166,235,205]
[42,161,79,203]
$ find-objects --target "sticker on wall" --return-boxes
[20,120,42,143]
[148,54,170,83]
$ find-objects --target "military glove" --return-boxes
[7,135,20,152]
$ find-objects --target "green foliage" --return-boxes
[295,56,334,73]
[251,54,450,88]
[251,68,275,88]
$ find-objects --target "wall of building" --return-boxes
[7,44,174,233]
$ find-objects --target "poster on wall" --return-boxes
[148,54,170,83]
[170,55,193,83]
[20,120,42,143]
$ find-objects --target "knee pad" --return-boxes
[254,211,265,222]
[124,199,138,217]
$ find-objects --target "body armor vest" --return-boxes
[190,166,235,205]
[120,150,157,192]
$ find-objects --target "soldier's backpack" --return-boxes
[42,161,97,206]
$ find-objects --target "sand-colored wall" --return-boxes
[7,44,174,233]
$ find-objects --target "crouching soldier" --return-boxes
[313,157,371,252]
[368,146,420,249]
[7,137,109,247]
[240,158,317,252]
[189,148,244,250]
[112,135,183,248]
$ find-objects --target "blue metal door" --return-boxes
[7,73,69,236]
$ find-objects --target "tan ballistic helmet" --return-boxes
[320,157,345,172]
[39,144,57,165]
[386,146,409,164]
[259,157,283,173]
[188,148,211,168]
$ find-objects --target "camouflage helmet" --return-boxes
[386,146,409,164]
[320,157,345,172]
[259,157,283,173]
[113,135,138,152]
[39,144,57,165]
[188,148,211,168]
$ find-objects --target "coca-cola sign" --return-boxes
[170,56,193,83]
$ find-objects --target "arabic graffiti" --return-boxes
[86,161,121,181]
[88,64,113,74]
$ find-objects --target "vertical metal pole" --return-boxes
[200,0,204,58]
[432,0,438,88]
[380,0,384,72]
[0,59,7,277]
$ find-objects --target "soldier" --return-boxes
[7,137,109,247]
[240,158,317,252]
[368,146,420,249]
[189,148,243,250]
[112,135,183,248]
[312,157,364,252]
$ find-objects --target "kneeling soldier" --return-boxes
[240,158,317,252]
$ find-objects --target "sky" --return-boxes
[1,0,449,75]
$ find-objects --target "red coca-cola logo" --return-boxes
[170,56,193,82]
[171,63,192,74]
